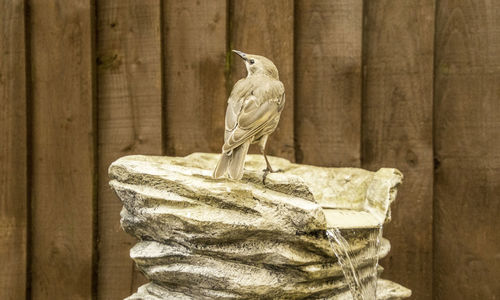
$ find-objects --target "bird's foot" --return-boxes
[262,168,270,185]
[262,168,284,184]
[262,168,283,173]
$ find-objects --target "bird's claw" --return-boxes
[262,168,284,185]
[262,168,270,185]
[262,168,283,173]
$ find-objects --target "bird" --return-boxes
[213,50,285,180]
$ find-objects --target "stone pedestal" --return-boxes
[109,153,411,299]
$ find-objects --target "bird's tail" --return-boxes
[212,141,250,180]
[213,152,231,178]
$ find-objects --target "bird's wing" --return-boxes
[223,78,284,153]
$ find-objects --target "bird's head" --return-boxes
[232,50,279,80]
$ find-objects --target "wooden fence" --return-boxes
[1,0,499,299]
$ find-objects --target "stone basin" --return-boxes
[109,153,411,299]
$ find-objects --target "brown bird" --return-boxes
[213,50,285,180]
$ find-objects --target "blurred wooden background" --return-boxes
[1,0,499,299]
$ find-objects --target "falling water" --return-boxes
[326,226,383,300]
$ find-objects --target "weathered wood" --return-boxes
[163,0,227,156]
[434,1,500,299]
[0,0,27,299]
[230,0,295,161]
[362,1,435,299]
[96,0,162,299]
[30,1,95,299]
[294,0,362,167]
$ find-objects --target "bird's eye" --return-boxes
[249,59,255,64]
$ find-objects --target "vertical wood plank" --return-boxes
[295,0,362,166]
[434,1,500,298]
[96,1,162,299]
[30,0,95,299]
[230,0,295,161]
[362,1,435,299]
[0,0,28,299]
[164,0,227,156]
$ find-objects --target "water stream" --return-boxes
[326,226,383,300]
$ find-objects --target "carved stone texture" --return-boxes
[109,153,411,299]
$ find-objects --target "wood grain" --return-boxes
[294,0,362,167]
[0,0,28,299]
[164,0,227,156]
[362,1,435,299]
[30,1,95,299]
[96,1,162,299]
[434,1,500,298]
[230,0,295,161]
[0,2,497,298]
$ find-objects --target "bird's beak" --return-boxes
[232,50,247,61]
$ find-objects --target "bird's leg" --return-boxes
[262,151,283,173]
[261,152,271,185]
[258,136,282,185]
[263,152,275,172]
[261,150,284,185]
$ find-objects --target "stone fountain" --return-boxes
[109,153,411,299]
